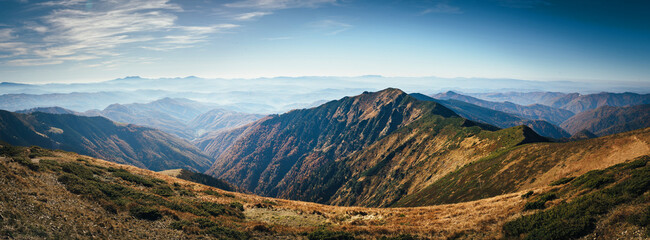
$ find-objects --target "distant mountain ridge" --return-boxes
[560,104,650,136]
[82,98,263,140]
[432,91,574,125]
[467,91,650,114]
[548,92,650,113]
[0,110,212,172]
[16,106,77,115]
[410,93,570,139]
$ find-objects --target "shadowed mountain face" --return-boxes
[410,93,570,139]
[89,98,215,139]
[87,98,264,140]
[188,109,265,137]
[193,122,261,160]
[0,110,212,172]
[207,88,549,206]
[560,104,650,136]
[432,91,575,125]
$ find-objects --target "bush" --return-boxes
[550,177,575,186]
[523,193,557,210]
[521,191,534,198]
[230,202,244,211]
[524,201,546,210]
[573,170,614,189]
[14,156,39,171]
[197,202,244,219]
[57,173,102,197]
[307,228,355,240]
[202,190,222,197]
[28,146,54,158]
[153,185,175,197]
[504,158,650,239]
[379,234,421,240]
[129,205,163,221]
[627,206,650,227]
[112,170,154,187]
[61,162,94,179]
[170,220,192,230]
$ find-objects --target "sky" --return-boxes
[0,0,649,84]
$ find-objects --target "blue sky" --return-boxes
[0,0,649,84]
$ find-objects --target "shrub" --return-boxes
[202,190,222,197]
[61,162,94,179]
[197,202,244,219]
[379,234,421,240]
[230,202,244,211]
[14,156,39,171]
[153,185,175,197]
[170,220,192,230]
[0,144,24,157]
[307,228,355,240]
[504,159,650,239]
[550,177,575,186]
[572,170,614,189]
[524,201,546,210]
[521,191,534,198]
[627,206,650,227]
[28,146,54,158]
[523,193,557,210]
[57,173,102,197]
[112,170,154,187]
[129,205,163,221]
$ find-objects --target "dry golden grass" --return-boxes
[0,146,536,239]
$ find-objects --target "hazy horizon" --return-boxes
[1,0,649,85]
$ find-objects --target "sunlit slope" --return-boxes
[395,127,650,207]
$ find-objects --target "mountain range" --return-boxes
[0,110,211,172]
[433,91,575,125]
[561,104,650,136]
[410,93,570,139]
[1,86,649,239]
[468,91,650,113]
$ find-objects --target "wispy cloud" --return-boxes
[421,3,462,15]
[310,19,352,35]
[234,11,272,21]
[225,0,336,10]
[0,0,236,66]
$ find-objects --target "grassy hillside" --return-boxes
[1,142,647,239]
[394,127,650,207]
[504,155,650,239]
[0,143,527,239]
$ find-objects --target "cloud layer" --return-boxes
[0,0,237,66]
